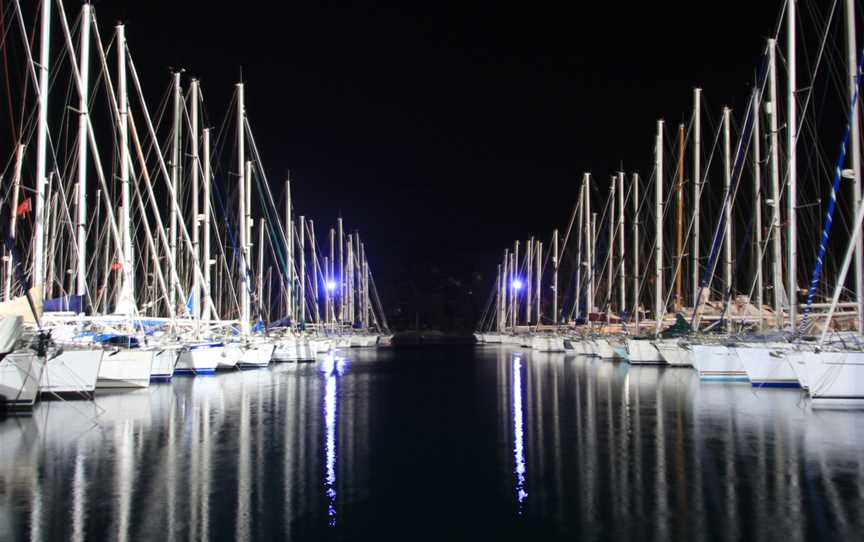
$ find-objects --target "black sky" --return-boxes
[81,1,784,329]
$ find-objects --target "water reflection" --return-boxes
[320,354,347,526]
[512,353,527,511]
[1,347,863,540]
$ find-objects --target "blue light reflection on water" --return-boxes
[512,354,527,512]
[320,354,347,526]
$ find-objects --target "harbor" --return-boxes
[2,0,864,539]
[2,345,864,540]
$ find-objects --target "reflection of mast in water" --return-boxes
[236,383,251,541]
[513,354,527,511]
[322,355,347,526]
[71,447,86,542]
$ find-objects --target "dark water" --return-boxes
[2,346,864,541]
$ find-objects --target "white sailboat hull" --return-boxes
[654,340,692,367]
[594,339,615,359]
[733,345,799,387]
[626,339,664,364]
[802,351,864,405]
[176,344,223,374]
[692,344,747,381]
[39,348,103,395]
[530,335,566,352]
[0,351,44,411]
[97,349,154,388]
[235,342,275,368]
[150,346,180,380]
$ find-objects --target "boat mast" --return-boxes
[33,0,51,297]
[496,264,502,332]
[346,234,354,326]
[534,240,541,323]
[237,82,250,336]
[575,178,585,321]
[787,0,798,330]
[329,226,335,323]
[513,240,520,327]
[338,217,344,324]
[692,89,702,307]
[767,39,784,329]
[499,248,510,331]
[723,107,733,306]
[585,174,593,313]
[5,144,24,300]
[675,124,685,312]
[299,215,306,325]
[310,219,320,324]
[845,0,864,334]
[525,237,533,324]
[170,71,181,313]
[633,172,640,333]
[117,24,134,314]
[591,213,597,318]
[202,127,212,322]
[655,120,664,334]
[76,3,91,300]
[285,179,293,324]
[257,217,265,326]
[752,88,764,331]
[552,232,558,325]
[190,78,201,321]
[607,177,615,322]
[618,171,626,318]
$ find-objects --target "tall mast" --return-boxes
[190,78,201,320]
[299,215,306,325]
[502,249,509,328]
[590,213,597,318]
[33,0,51,296]
[338,217,344,323]
[752,89,764,330]
[508,252,518,331]
[513,240,520,327]
[585,174,593,313]
[534,240,541,323]
[5,144,25,300]
[202,127,212,321]
[723,107,733,305]
[75,3,91,299]
[496,264,503,332]
[574,179,584,321]
[618,171,626,317]
[675,124,685,311]
[655,120,664,334]
[633,172,640,333]
[310,219,320,323]
[846,0,864,334]
[329,227,335,323]
[117,24,134,313]
[284,179,293,323]
[767,40,784,328]
[607,177,615,321]
[257,217,265,325]
[170,71,181,312]
[525,237,533,324]
[787,0,798,329]
[346,234,354,325]
[237,82,250,336]
[692,88,702,307]
[552,232,558,325]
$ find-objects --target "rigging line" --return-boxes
[800,47,864,335]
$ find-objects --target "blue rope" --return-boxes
[799,49,864,335]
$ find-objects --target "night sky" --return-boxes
[52,1,786,329]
